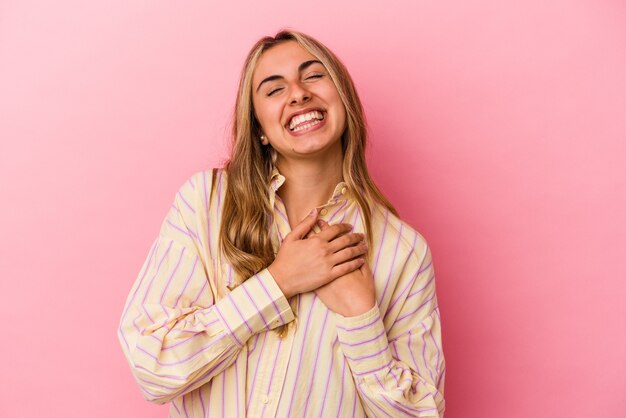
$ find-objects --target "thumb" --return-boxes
[285,208,319,241]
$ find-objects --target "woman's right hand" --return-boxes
[268,209,368,299]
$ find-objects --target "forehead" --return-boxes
[253,41,319,84]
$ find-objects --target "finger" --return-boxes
[285,208,319,241]
[330,257,365,280]
[330,241,368,266]
[316,223,353,242]
[317,219,330,231]
[328,232,365,253]
[360,258,372,275]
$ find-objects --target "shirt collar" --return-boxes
[268,166,351,207]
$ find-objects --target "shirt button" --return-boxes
[341,186,347,195]
[262,395,269,404]
[320,208,328,216]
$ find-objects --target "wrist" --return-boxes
[267,263,294,299]
[339,300,376,317]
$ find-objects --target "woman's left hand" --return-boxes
[313,220,376,317]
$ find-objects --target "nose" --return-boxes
[289,81,311,105]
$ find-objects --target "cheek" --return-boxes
[255,102,281,129]
[337,108,347,133]
[322,86,345,120]
[330,95,347,127]
[252,110,269,134]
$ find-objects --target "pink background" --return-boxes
[1,1,624,417]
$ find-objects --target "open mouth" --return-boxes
[288,110,325,132]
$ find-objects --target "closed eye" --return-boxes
[267,87,283,96]
[305,74,323,80]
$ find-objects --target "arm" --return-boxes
[117,173,294,404]
[335,245,446,417]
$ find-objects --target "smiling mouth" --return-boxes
[288,110,325,132]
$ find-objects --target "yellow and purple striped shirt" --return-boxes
[118,168,446,417]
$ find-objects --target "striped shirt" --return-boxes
[118,168,446,417]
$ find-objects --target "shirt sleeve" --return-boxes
[117,172,294,404]
[335,245,445,417]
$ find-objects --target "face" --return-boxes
[252,41,347,163]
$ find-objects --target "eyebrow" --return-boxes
[255,59,323,93]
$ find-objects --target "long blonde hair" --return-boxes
[219,30,397,307]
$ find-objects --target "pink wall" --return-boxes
[1,1,624,417]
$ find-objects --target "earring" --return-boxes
[260,134,268,145]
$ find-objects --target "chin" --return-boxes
[294,140,342,157]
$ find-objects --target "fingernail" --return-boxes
[309,208,318,217]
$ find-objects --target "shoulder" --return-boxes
[165,168,229,231]
[176,168,228,207]
[161,168,229,256]
[183,168,228,195]
[370,204,430,266]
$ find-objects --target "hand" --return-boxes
[268,209,368,299]
[314,220,376,317]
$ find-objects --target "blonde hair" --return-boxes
[219,30,397,333]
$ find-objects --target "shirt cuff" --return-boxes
[335,303,393,378]
[214,268,295,347]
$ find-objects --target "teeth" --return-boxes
[291,119,322,132]
[289,111,324,130]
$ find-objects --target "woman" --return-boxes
[119,30,445,417]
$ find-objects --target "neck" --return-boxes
[276,149,343,228]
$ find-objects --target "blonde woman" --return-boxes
[119,30,446,417]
